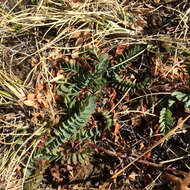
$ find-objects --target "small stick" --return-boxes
[88,143,184,174]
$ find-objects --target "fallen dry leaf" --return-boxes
[35,84,43,92]
[163,171,190,190]
[45,91,52,102]
[129,171,137,181]
[69,1,83,10]
[4,113,16,121]
[113,122,120,143]
[69,30,82,39]
[36,93,43,100]
[154,0,160,3]
[50,164,63,182]
[75,37,84,46]
[31,112,40,117]
[40,99,49,108]
[23,100,38,108]
[31,57,38,67]
[71,50,79,59]
[115,43,127,55]
[27,93,35,100]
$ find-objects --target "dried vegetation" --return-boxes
[0,0,190,189]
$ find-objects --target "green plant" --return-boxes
[107,44,150,94]
[34,95,96,162]
[10,23,23,31]
[61,145,93,165]
[21,44,149,188]
[56,53,109,109]
[171,91,190,109]
[159,107,174,134]
[33,45,147,163]
[159,91,190,134]
[110,72,150,94]
[110,44,147,72]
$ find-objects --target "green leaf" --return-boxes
[159,108,174,134]
[72,153,78,165]
[185,100,190,109]
[78,153,85,164]
[171,91,189,102]
[112,44,146,72]
[168,98,176,107]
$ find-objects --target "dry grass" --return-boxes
[0,0,190,189]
